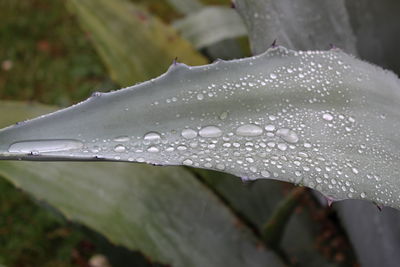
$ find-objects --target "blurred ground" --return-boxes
[0,0,116,107]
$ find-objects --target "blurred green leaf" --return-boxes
[235,0,357,55]
[166,0,248,60]
[345,0,400,74]
[166,0,203,15]
[68,0,207,86]
[0,102,284,267]
[173,7,247,49]
[336,201,400,267]
[196,170,354,266]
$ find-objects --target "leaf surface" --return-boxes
[235,0,357,55]
[0,101,284,267]
[1,47,400,209]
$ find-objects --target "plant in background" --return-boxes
[0,0,399,266]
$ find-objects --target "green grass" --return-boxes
[0,0,115,106]
[0,178,85,266]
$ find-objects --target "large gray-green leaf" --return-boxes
[1,47,400,209]
[235,0,357,55]
[345,0,400,75]
[67,0,207,86]
[196,170,354,266]
[173,7,247,49]
[336,201,400,267]
[235,1,400,264]
[0,101,284,267]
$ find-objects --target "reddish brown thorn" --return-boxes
[173,57,178,65]
[375,203,383,212]
[325,196,334,207]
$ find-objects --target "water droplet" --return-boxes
[236,124,263,137]
[322,113,333,121]
[360,192,366,198]
[183,159,193,165]
[269,115,277,121]
[265,125,275,131]
[261,170,271,178]
[91,146,101,153]
[267,142,276,148]
[199,126,222,138]
[246,157,254,163]
[147,146,159,153]
[181,128,197,139]
[113,136,130,142]
[270,73,277,79]
[114,144,126,153]
[204,162,213,168]
[216,163,225,170]
[276,128,299,143]
[143,132,161,141]
[277,143,288,151]
[196,93,204,100]
[219,111,229,120]
[245,164,256,172]
[8,139,83,154]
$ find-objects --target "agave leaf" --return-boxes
[173,7,247,49]
[67,0,207,86]
[234,0,357,55]
[234,1,400,264]
[0,46,400,209]
[345,0,400,75]
[336,201,400,267]
[0,101,284,267]
[196,170,353,266]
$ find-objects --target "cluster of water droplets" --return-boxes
[5,47,400,207]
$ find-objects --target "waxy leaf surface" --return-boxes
[1,47,400,209]
[0,101,283,267]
